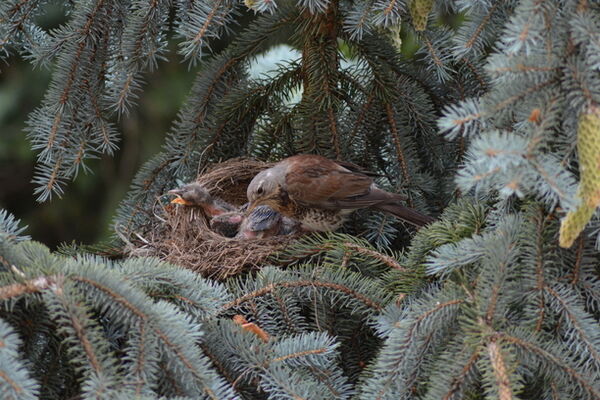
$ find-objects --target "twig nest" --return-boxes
[135,158,298,279]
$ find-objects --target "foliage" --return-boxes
[1,0,600,398]
[2,196,600,398]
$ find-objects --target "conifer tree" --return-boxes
[1,0,600,399]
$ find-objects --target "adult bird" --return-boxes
[246,154,434,232]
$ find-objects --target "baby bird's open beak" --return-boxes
[168,189,191,205]
[170,197,189,205]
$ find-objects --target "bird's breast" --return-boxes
[295,208,352,232]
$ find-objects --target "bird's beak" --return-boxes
[246,200,260,214]
[168,189,191,205]
[170,197,190,205]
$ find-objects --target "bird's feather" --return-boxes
[283,155,399,209]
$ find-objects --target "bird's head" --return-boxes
[244,205,282,231]
[168,183,212,206]
[237,205,282,239]
[246,168,286,213]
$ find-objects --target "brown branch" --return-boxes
[133,322,147,396]
[375,299,464,399]
[347,90,375,148]
[60,0,107,106]
[423,37,444,70]
[465,1,501,50]
[279,239,406,271]
[383,0,397,15]
[534,210,545,332]
[328,107,341,159]
[200,343,239,390]
[0,276,57,300]
[272,348,327,363]
[442,350,480,400]
[451,112,482,129]
[274,293,295,331]
[342,242,407,272]
[487,340,513,400]
[571,236,584,285]
[131,0,159,60]
[498,332,600,398]
[221,281,382,311]
[192,0,224,47]
[544,284,600,364]
[459,58,488,91]
[52,283,103,375]
[493,78,558,114]
[0,370,22,395]
[385,103,411,189]
[485,249,512,324]
[72,276,220,399]
[488,64,558,75]
[398,299,464,330]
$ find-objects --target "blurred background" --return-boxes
[0,3,195,248]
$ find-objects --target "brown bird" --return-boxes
[246,154,434,231]
[168,183,236,216]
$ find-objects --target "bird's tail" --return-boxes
[376,202,435,227]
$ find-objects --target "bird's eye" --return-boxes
[256,186,264,195]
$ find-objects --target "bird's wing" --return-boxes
[245,206,281,230]
[284,159,376,209]
[334,160,383,178]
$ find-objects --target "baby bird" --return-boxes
[168,183,235,217]
[210,212,244,238]
[236,205,283,239]
[209,204,301,239]
[279,215,301,235]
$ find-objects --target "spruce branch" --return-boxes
[422,344,481,400]
[498,329,600,399]
[484,340,516,400]
[0,318,39,400]
[0,276,57,301]
[278,232,407,272]
[223,277,384,311]
[43,280,120,397]
[543,283,600,371]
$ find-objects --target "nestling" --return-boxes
[210,212,244,237]
[168,183,236,216]
[236,205,284,239]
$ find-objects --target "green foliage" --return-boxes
[2,0,600,398]
[3,195,600,398]
[0,210,395,398]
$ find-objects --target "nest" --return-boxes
[132,158,298,279]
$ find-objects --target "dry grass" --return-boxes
[128,158,298,279]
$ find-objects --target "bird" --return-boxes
[168,183,236,216]
[236,205,283,239]
[209,211,244,238]
[209,204,300,239]
[279,215,301,235]
[246,154,434,232]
